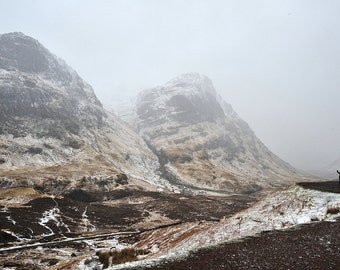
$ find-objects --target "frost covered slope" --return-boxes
[169,184,340,253]
[0,32,161,191]
[127,183,340,266]
[124,73,305,193]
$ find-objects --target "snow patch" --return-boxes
[171,185,340,253]
[38,198,70,236]
[81,206,96,232]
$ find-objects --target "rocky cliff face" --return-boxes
[125,73,302,193]
[0,33,104,140]
[0,32,161,192]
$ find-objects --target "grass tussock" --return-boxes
[326,207,340,215]
[96,247,150,269]
[0,187,48,205]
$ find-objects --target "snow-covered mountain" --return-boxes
[0,32,161,192]
[0,32,310,195]
[121,73,305,193]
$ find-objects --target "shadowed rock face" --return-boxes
[129,73,302,193]
[136,73,225,125]
[0,32,49,73]
[138,91,224,124]
[0,32,104,138]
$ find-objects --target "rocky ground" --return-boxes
[128,218,340,270]
[119,181,340,270]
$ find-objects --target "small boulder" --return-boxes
[0,157,5,164]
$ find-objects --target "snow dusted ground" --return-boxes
[173,184,340,250]
[1,183,338,269]
[106,184,340,269]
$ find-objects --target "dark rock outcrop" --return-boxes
[0,32,104,139]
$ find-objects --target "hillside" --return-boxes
[125,217,340,270]
[0,32,162,193]
[122,73,307,193]
[129,181,340,257]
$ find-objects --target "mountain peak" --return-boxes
[0,32,34,40]
[0,32,100,105]
[167,72,210,85]
[0,32,51,73]
[165,72,216,97]
[0,32,35,43]
[0,32,104,136]
[135,73,224,124]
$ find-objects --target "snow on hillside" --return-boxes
[119,72,306,193]
[0,32,164,191]
[107,184,340,269]
[173,184,340,251]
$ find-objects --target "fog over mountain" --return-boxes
[0,32,309,194]
[120,72,304,193]
[0,29,339,270]
[1,1,340,173]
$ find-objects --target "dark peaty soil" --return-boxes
[0,189,253,244]
[129,219,339,270]
[298,180,340,194]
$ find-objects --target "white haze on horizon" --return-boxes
[0,0,340,173]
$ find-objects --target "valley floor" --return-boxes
[117,180,340,270]
[0,188,253,269]
[0,181,339,269]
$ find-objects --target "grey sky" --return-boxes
[1,0,340,171]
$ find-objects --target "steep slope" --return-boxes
[125,73,304,193]
[0,32,161,192]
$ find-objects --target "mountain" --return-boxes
[122,73,304,193]
[0,32,308,195]
[0,32,161,192]
[0,33,333,270]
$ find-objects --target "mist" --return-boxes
[1,0,340,171]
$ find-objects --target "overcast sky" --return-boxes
[1,0,340,172]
